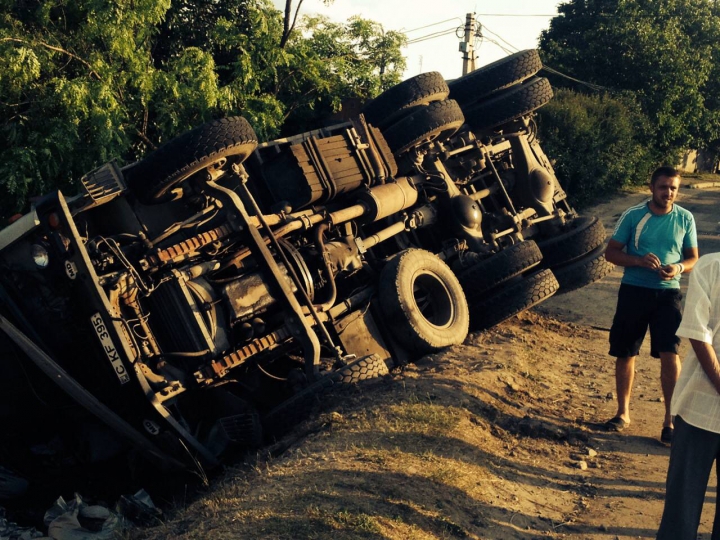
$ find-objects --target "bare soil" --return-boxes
[127,185,720,540]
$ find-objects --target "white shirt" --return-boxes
[672,253,720,433]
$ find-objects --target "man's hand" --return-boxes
[638,252,662,270]
[658,264,681,280]
[691,339,720,396]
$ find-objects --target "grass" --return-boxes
[126,322,594,540]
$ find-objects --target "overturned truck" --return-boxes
[0,50,613,497]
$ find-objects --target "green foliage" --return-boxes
[275,14,406,135]
[0,0,405,221]
[536,88,659,207]
[539,0,720,156]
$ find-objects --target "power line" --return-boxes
[407,27,459,45]
[541,66,612,92]
[478,25,520,54]
[400,13,556,47]
[401,17,463,33]
[479,22,613,92]
[402,12,609,93]
[475,14,557,17]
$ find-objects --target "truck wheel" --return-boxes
[469,268,559,330]
[464,77,553,133]
[382,99,465,155]
[553,245,615,294]
[362,72,449,130]
[125,116,258,204]
[262,355,389,437]
[538,216,606,268]
[378,249,469,354]
[333,354,390,384]
[448,49,542,106]
[459,240,543,304]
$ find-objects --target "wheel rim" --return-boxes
[412,270,455,329]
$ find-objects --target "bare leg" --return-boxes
[615,356,636,424]
[660,352,681,429]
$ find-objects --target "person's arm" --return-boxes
[680,246,699,274]
[690,338,720,395]
[605,238,662,270]
[678,215,700,274]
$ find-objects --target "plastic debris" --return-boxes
[43,494,123,540]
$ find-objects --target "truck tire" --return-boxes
[125,116,258,204]
[262,355,389,437]
[362,72,449,130]
[538,216,606,268]
[448,49,542,106]
[464,77,553,133]
[382,100,465,155]
[469,268,559,330]
[333,354,390,385]
[553,245,615,294]
[459,240,543,304]
[378,249,469,354]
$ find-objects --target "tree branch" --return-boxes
[279,0,305,49]
[136,129,158,151]
[1,37,102,80]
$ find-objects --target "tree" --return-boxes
[275,14,406,134]
[538,0,720,157]
[0,0,405,221]
[0,0,172,214]
[153,0,253,70]
[536,88,657,207]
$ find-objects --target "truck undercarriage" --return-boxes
[0,50,613,499]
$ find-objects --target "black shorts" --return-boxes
[609,283,683,359]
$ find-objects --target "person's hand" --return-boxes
[638,252,662,270]
[659,264,680,280]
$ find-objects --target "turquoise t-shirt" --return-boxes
[611,200,697,289]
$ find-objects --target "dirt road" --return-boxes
[129,185,720,540]
[535,184,720,538]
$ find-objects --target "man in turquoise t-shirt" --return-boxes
[603,166,698,444]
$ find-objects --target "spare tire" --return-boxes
[378,248,469,354]
[125,116,258,204]
[448,49,542,106]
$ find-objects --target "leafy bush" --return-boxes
[538,0,720,157]
[536,88,661,208]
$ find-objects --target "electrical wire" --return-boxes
[400,13,613,93]
[475,13,557,17]
[401,17,463,33]
[407,27,458,44]
[479,23,614,93]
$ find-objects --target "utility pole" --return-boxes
[459,13,477,75]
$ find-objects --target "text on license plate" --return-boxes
[90,312,130,384]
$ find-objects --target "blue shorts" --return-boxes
[609,283,683,358]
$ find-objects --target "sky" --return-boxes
[272,0,562,80]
